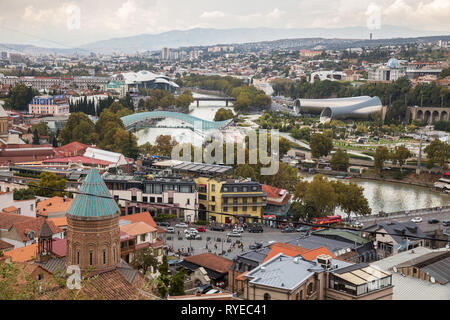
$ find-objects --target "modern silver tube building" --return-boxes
[293,96,383,122]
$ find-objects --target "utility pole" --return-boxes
[416,133,423,175]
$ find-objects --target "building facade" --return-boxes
[194,177,267,224]
[28,95,70,115]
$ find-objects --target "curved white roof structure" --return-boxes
[294,96,383,122]
[112,70,179,89]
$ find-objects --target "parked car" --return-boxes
[197,284,213,294]
[175,223,189,228]
[227,231,242,237]
[205,289,220,294]
[428,218,440,224]
[248,225,263,233]
[186,233,202,240]
[211,225,225,231]
[196,227,207,232]
[281,226,295,233]
[184,228,198,235]
[232,227,244,233]
[411,217,423,223]
[157,221,170,227]
[249,242,263,250]
[168,259,182,266]
[442,220,450,226]
[167,227,175,233]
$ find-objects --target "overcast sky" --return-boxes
[0,0,449,47]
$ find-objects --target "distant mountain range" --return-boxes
[1,26,449,55]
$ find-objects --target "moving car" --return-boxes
[211,225,225,231]
[232,227,244,233]
[442,220,450,226]
[296,226,310,233]
[227,231,242,237]
[196,227,207,232]
[248,225,263,233]
[175,223,189,228]
[205,289,220,294]
[186,233,202,240]
[351,221,364,228]
[281,226,295,233]
[411,217,423,223]
[428,218,440,224]
[249,242,263,250]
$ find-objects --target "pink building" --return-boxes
[28,95,70,115]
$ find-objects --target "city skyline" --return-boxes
[0,0,449,48]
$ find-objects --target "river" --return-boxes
[299,173,449,216]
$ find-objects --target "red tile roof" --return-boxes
[4,243,38,262]
[183,253,233,274]
[119,212,157,228]
[262,184,291,206]
[43,156,112,166]
[37,197,73,217]
[51,238,67,258]
[54,142,89,157]
[12,217,62,242]
[264,242,310,262]
[0,239,14,251]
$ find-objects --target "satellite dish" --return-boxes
[393,267,397,273]
[430,277,436,283]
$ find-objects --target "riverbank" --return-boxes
[312,168,448,195]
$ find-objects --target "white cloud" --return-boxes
[201,11,226,19]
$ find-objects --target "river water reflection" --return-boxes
[299,173,449,215]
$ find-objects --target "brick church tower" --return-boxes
[66,169,121,272]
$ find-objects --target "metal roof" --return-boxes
[67,168,120,219]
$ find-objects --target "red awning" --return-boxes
[444,172,450,176]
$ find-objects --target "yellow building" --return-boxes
[195,177,267,225]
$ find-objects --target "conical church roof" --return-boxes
[67,168,119,219]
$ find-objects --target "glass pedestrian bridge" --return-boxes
[121,111,233,132]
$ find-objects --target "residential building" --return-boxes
[0,191,36,217]
[242,253,393,300]
[0,144,55,166]
[371,247,450,300]
[0,212,63,249]
[28,95,70,115]
[195,177,267,224]
[104,173,198,222]
[261,184,291,219]
[363,221,426,259]
[36,196,73,218]
[179,253,233,286]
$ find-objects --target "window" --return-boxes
[103,249,106,264]
[131,196,137,201]
[157,197,163,203]
[224,207,228,212]
[30,204,34,211]
[233,207,237,212]
[171,209,177,215]
[113,248,116,263]
[143,197,148,203]
[186,198,190,205]
[253,206,257,211]
[243,187,248,192]
[211,205,215,212]
[298,290,303,300]
[253,197,257,203]
[263,293,271,300]
[243,206,247,212]
[89,251,93,265]
[212,184,215,192]
[168,198,174,204]
[150,197,155,203]
[307,283,314,295]
[141,234,146,242]
[77,251,80,264]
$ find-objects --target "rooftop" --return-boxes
[67,168,120,219]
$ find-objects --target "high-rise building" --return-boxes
[161,47,170,60]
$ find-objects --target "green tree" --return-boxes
[374,146,390,174]
[330,149,350,171]
[310,133,333,158]
[424,139,450,171]
[214,108,234,121]
[32,128,40,145]
[155,135,178,157]
[333,181,371,220]
[131,248,159,275]
[13,188,35,200]
[168,269,185,296]
[59,112,98,145]
[391,145,413,172]
[5,83,38,111]
[294,175,337,219]
[29,172,68,198]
